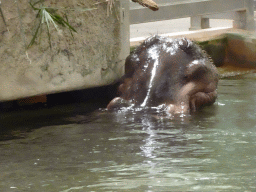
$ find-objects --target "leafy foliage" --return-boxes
[28,0,77,49]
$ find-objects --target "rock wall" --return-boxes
[0,0,126,101]
[199,31,256,69]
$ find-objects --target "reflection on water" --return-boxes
[0,74,256,192]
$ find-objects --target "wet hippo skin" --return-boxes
[107,35,219,114]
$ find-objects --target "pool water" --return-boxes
[0,73,256,192]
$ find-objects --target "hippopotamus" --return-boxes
[107,35,219,114]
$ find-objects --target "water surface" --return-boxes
[0,74,256,192]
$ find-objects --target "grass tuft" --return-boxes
[27,1,77,49]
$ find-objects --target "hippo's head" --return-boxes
[107,36,218,115]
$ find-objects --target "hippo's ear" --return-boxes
[186,60,209,80]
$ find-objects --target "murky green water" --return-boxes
[0,74,256,192]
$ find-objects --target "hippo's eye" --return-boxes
[183,75,189,81]
[184,74,189,79]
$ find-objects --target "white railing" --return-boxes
[129,0,255,31]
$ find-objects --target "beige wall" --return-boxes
[0,0,128,101]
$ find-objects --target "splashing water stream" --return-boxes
[141,46,160,107]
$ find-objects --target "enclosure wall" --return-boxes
[0,0,129,101]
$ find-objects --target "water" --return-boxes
[0,73,256,192]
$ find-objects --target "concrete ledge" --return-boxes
[0,1,127,102]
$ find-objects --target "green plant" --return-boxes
[28,0,77,49]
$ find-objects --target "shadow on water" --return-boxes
[0,84,118,141]
[0,73,256,191]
